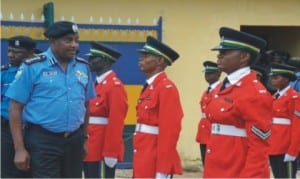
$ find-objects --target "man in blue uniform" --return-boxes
[6,21,96,178]
[1,35,36,178]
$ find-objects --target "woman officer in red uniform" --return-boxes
[203,27,273,178]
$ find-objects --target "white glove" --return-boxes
[104,157,117,168]
[283,154,296,162]
[155,172,171,179]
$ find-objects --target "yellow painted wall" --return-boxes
[2,0,300,167]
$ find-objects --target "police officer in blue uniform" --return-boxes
[1,35,36,178]
[6,21,96,178]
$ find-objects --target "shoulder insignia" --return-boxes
[114,81,121,85]
[24,55,46,65]
[294,110,300,117]
[165,84,173,89]
[76,57,89,64]
[251,126,271,140]
[258,89,268,94]
[1,64,10,71]
[292,95,298,99]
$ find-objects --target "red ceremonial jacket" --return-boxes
[203,72,272,178]
[269,86,300,156]
[133,72,183,178]
[84,71,128,162]
[196,82,220,144]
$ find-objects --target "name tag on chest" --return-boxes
[43,71,58,76]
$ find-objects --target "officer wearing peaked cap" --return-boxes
[83,42,128,178]
[6,21,95,178]
[137,36,179,66]
[44,21,79,39]
[268,63,300,179]
[196,61,221,168]
[203,27,273,178]
[133,36,183,178]
[1,35,36,178]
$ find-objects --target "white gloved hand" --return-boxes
[283,153,296,162]
[104,157,117,168]
[155,172,170,179]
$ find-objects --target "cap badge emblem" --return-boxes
[15,40,20,46]
[72,24,79,33]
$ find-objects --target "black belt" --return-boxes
[26,123,82,138]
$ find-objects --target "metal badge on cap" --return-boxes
[15,40,20,47]
[72,24,79,33]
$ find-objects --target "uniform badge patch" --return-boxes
[15,70,23,80]
[43,71,58,76]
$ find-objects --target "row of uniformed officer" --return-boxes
[1,36,37,178]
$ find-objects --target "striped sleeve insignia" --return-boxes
[251,126,271,140]
[294,110,300,117]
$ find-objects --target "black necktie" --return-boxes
[274,93,280,99]
[207,86,211,94]
[220,77,229,91]
[141,82,148,93]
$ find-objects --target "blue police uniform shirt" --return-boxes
[290,72,300,92]
[5,48,96,132]
[1,64,19,120]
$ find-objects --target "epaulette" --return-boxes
[112,77,121,86]
[1,64,10,71]
[165,84,173,89]
[252,79,268,94]
[24,55,46,65]
[76,57,89,64]
[292,95,298,99]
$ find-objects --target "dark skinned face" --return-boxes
[7,47,34,66]
[204,72,221,84]
[50,34,79,62]
[270,75,290,90]
[216,50,249,74]
[138,53,164,78]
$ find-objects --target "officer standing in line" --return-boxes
[83,42,128,178]
[133,36,184,178]
[1,35,36,178]
[6,21,95,178]
[195,61,221,167]
[203,27,273,178]
[268,63,300,178]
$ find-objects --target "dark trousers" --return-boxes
[1,119,32,178]
[83,161,116,178]
[200,144,207,167]
[24,123,85,178]
[269,154,298,178]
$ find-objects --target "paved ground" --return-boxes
[116,169,300,178]
[115,169,202,178]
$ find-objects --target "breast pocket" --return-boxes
[212,97,235,120]
[137,95,158,122]
[38,76,62,97]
